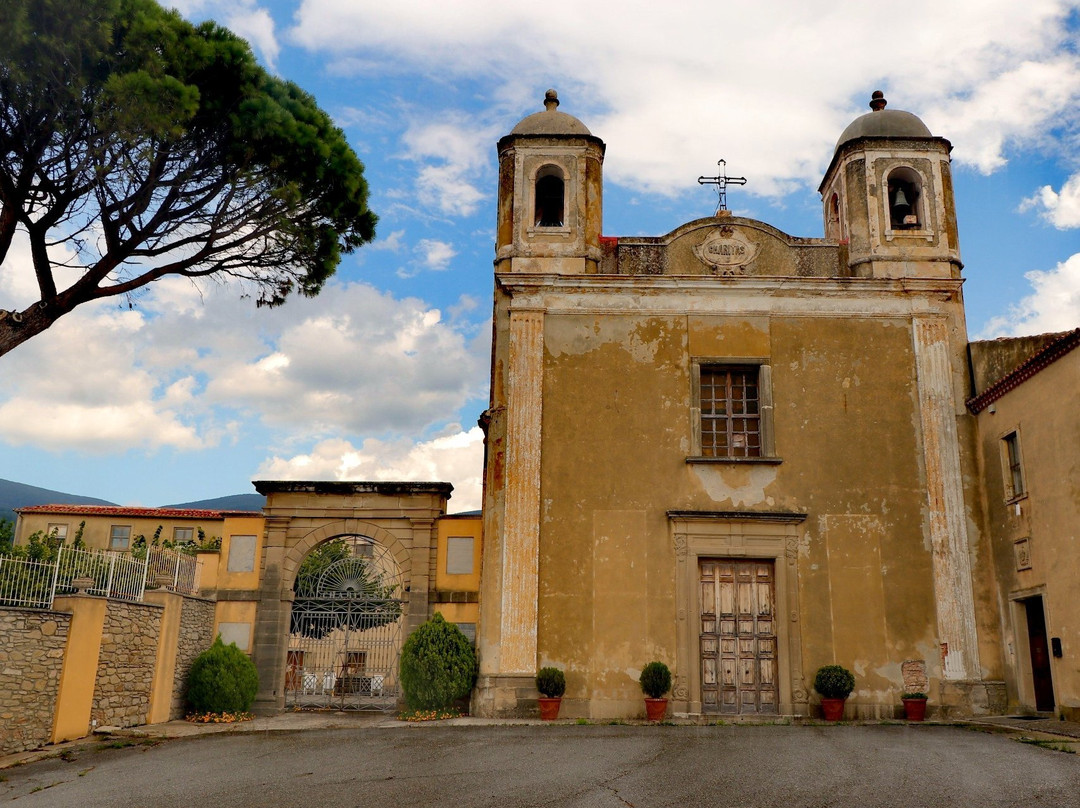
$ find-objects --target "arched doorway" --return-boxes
[284,535,407,711]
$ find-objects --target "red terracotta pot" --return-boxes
[644,697,668,722]
[902,697,927,721]
[820,697,846,721]
[538,697,562,721]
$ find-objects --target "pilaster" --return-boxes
[498,308,545,675]
[913,317,981,680]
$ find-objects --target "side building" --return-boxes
[12,489,482,715]
[969,328,1080,721]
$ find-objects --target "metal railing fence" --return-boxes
[146,547,200,595]
[0,555,58,609]
[0,545,200,609]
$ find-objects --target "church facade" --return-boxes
[474,90,1010,719]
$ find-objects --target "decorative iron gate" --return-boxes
[285,536,406,711]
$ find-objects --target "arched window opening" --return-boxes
[535,166,565,227]
[887,167,922,230]
[826,192,842,241]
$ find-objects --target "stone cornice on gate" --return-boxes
[253,480,454,497]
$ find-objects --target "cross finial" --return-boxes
[697,159,747,214]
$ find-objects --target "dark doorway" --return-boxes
[1024,597,1055,712]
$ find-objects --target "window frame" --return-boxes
[172,526,194,543]
[46,523,69,540]
[689,358,779,463]
[1000,430,1027,503]
[109,524,132,551]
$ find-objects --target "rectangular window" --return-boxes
[173,527,194,543]
[109,525,131,551]
[1002,431,1026,501]
[47,523,68,540]
[700,365,762,458]
[446,536,475,575]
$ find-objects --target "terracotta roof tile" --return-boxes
[14,504,262,519]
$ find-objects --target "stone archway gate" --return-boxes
[249,481,453,712]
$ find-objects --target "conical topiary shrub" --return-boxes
[399,613,478,711]
[185,636,259,715]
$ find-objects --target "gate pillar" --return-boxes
[252,515,294,713]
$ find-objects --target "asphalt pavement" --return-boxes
[2,715,1079,807]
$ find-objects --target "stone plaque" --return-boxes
[227,534,257,573]
[1013,537,1032,571]
[218,622,251,651]
[694,227,759,275]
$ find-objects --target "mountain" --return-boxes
[0,478,116,525]
[161,493,265,511]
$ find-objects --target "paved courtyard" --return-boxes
[3,722,1079,807]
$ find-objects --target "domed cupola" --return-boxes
[819,91,960,280]
[835,91,933,151]
[495,90,606,274]
[510,89,594,137]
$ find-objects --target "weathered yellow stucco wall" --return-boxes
[217,516,266,592]
[532,307,981,717]
[51,595,106,743]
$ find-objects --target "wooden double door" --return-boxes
[699,559,778,714]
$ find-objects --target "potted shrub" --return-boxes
[901,692,928,721]
[639,661,672,721]
[536,667,566,720]
[814,664,855,721]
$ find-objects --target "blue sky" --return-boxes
[2,0,1079,511]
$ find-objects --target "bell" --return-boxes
[893,187,910,209]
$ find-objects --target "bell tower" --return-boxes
[495,89,606,274]
[819,91,960,279]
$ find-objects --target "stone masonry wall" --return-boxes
[171,596,216,718]
[92,600,163,728]
[0,608,70,755]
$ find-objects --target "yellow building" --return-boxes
[969,328,1080,721]
[13,504,255,553]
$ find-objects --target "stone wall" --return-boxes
[91,600,163,728]
[0,608,70,755]
[171,596,216,718]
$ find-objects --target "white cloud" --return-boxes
[256,426,485,511]
[401,118,494,215]
[225,4,280,69]
[416,239,457,271]
[0,299,210,452]
[980,253,1080,336]
[289,0,1080,196]
[0,271,489,454]
[372,229,407,252]
[1020,172,1080,228]
[170,0,280,69]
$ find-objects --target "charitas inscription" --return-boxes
[693,226,758,275]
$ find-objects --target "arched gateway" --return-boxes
[249,481,452,713]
